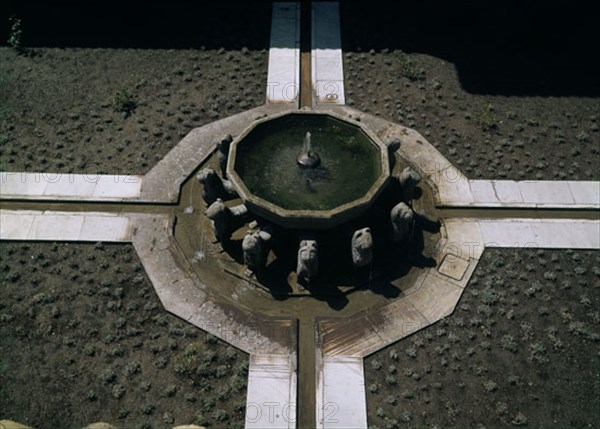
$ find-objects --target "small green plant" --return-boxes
[112,88,137,117]
[396,52,425,81]
[7,15,23,53]
[500,334,518,353]
[112,384,126,399]
[478,104,498,131]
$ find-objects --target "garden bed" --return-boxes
[0,46,267,175]
[341,2,599,181]
[0,242,248,428]
[365,248,599,428]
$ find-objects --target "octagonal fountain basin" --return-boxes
[227,111,390,229]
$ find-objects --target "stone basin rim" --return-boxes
[226,109,391,229]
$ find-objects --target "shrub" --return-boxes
[203,398,215,412]
[112,384,126,399]
[216,385,230,401]
[215,364,229,378]
[140,403,155,415]
[101,368,117,384]
[401,411,412,422]
[396,53,425,81]
[125,361,141,377]
[155,356,168,369]
[528,342,548,364]
[483,380,498,392]
[384,376,397,386]
[500,334,518,353]
[214,409,229,422]
[112,89,137,117]
[479,104,497,130]
[7,15,23,53]
[162,412,175,425]
[86,389,98,401]
[164,384,177,397]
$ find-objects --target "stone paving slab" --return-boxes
[140,104,292,203]
[0,210,133,241]
[0,172,142,201]
[440,219,485,259]
[316,356,367,428]
[246,354,297,429]
[312,2,345,105]
[267,2,300,105]
[130,215,296,356]
[404,270,465,322]
[479,218,600,249]
[443,180,599,209]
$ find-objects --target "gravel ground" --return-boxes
[0,47,268,175]
[341,1,600,181]
[0,242,249,428]
[365,248,600,429]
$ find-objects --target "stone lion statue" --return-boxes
[390,201,414,244]
[205,198,231,243]
[196,167,238,205]
[242,227,272,273]
[217,134,233,177]
[398,166,421,201]
[297,239,318,282]
[205,198,248,243]
[351,227,373,268]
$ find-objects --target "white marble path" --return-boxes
[312,1,345,105]
[267,2,301,105]
[0,172,142,201]
[439,179,599,209]
[0,210,134,242]
[316,356,366,428]
[246,355,297,429]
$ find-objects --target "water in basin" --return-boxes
[235,114,383,211]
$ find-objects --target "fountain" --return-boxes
[226,111,390,229]
[296,131,321,168]
[191,110,437,287]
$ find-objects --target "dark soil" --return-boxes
[365,248,600,429]
[341,2,600,181]
[0,242,248,428]
[0,46,267,175]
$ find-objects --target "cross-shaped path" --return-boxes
[1,2,599,429]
